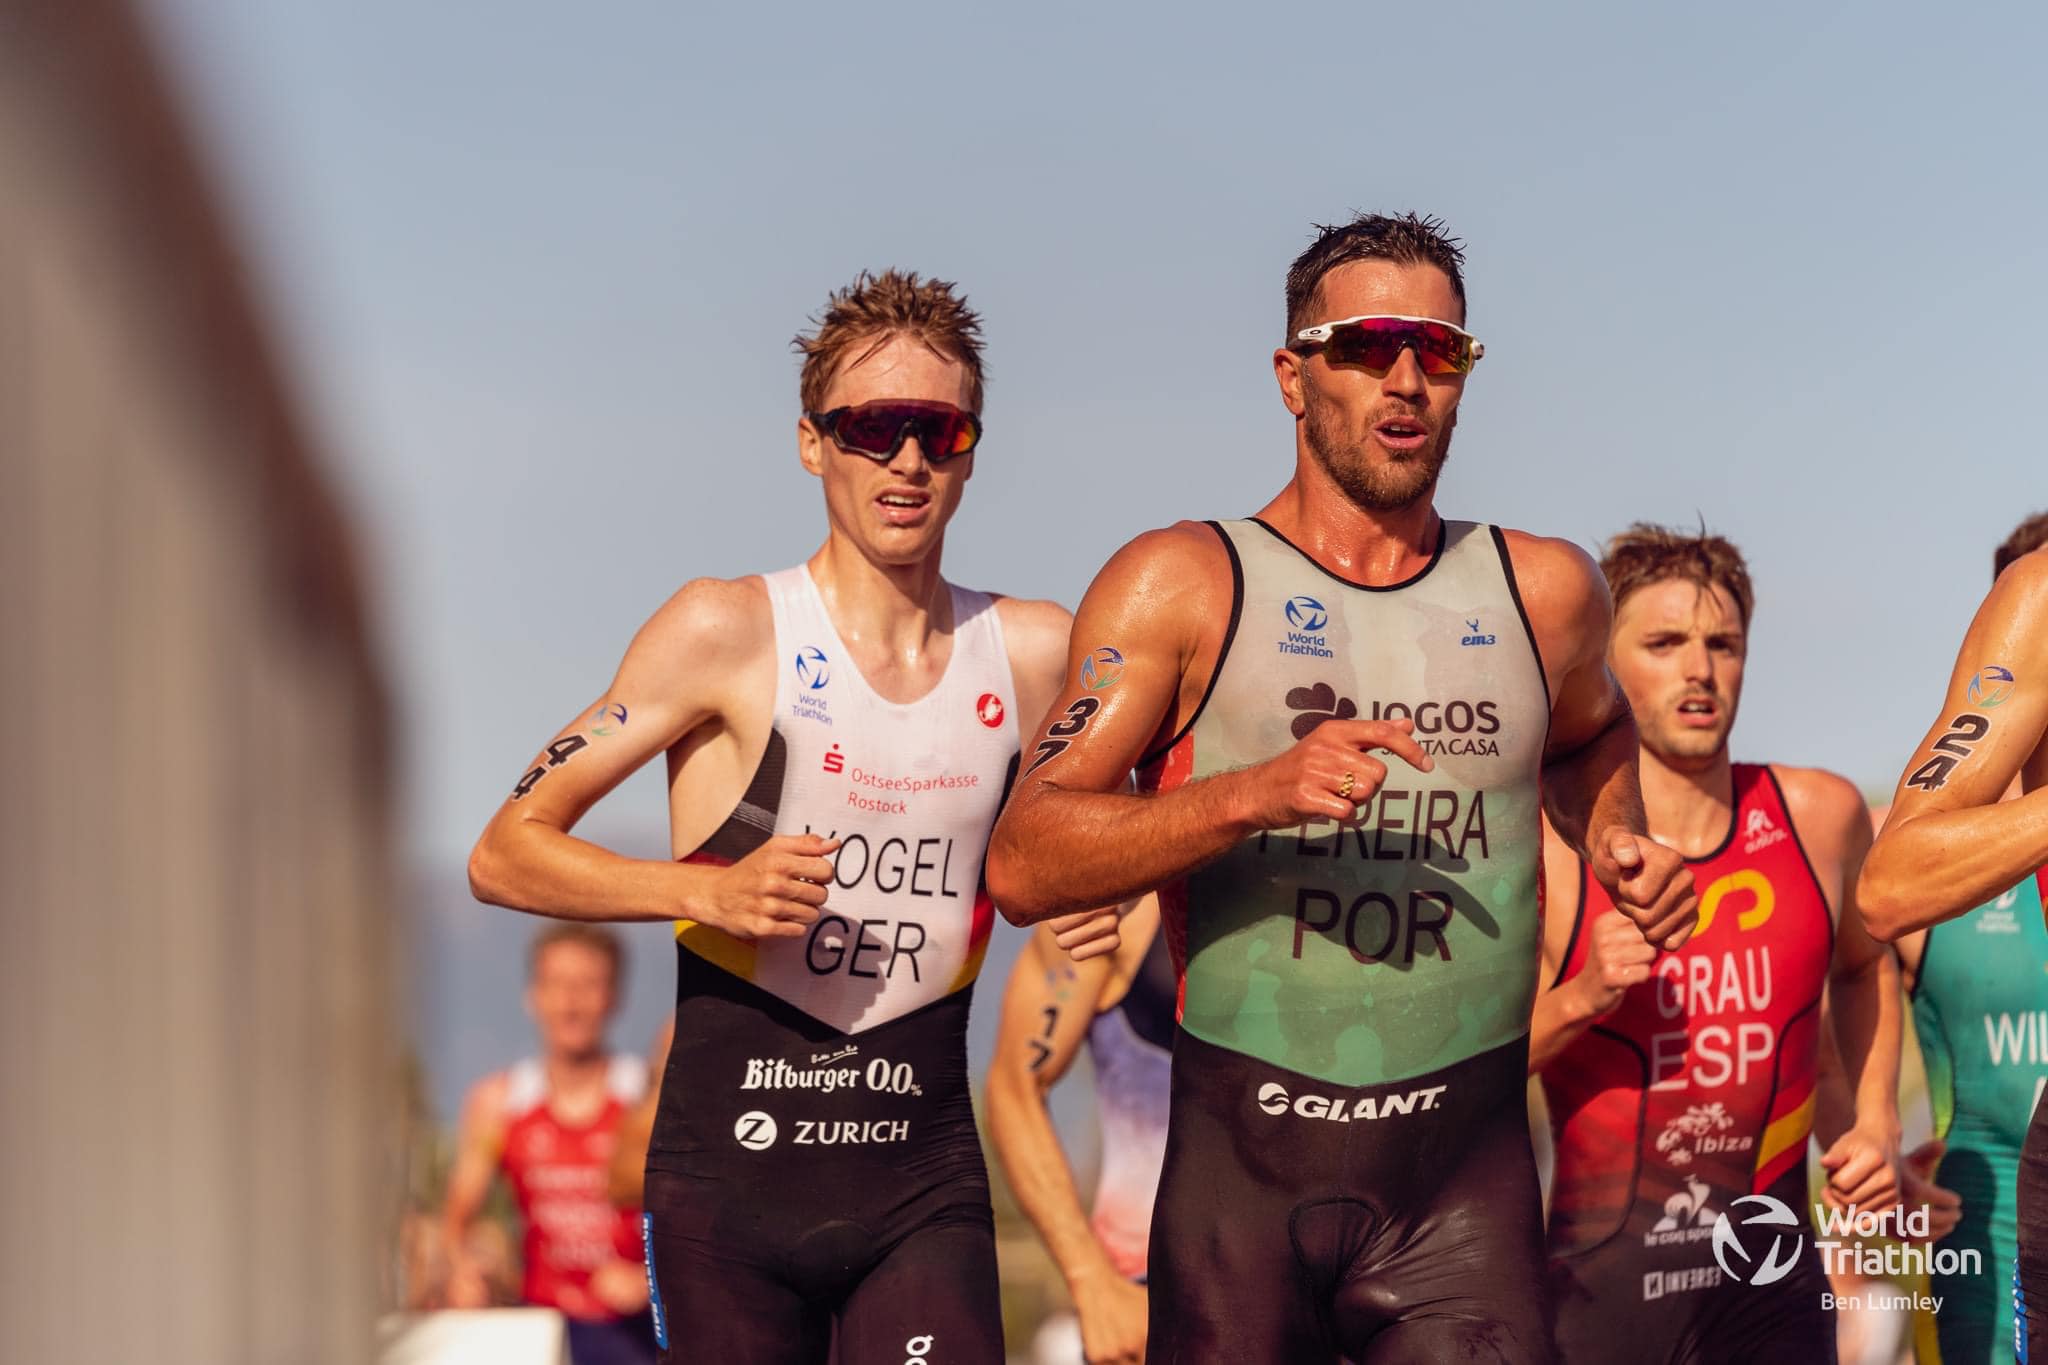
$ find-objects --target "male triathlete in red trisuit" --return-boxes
[1531,524,1902,1364]
[443,924,657,1365]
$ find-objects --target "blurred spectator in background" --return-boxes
[442,924,657,1364]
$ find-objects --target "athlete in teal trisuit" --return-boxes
[1876,513,2048,1365]
[1863,511,2048,1365]
[1910,865,2048,1363]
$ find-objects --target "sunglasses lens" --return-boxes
[828,404,980,461]
[1323,320,1474,375]
[833,407,910,457]
[935,411,980,456]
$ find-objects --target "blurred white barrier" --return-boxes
[378,1310,570,1365]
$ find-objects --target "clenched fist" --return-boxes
[695,832,841,940]
[1569,910,1660,1018]
[1590,829,1697,950]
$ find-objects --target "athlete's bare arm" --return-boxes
[1502,532,1697,950]
[985,902,1158,1365]
[469,577,837,936]
[986,525,1432,921]
[1861,551,2048,938]
[992,594,1127,960]
[1779,765,1902,1210]
[1526,817,1655,1072]
[441,1072,510,1309]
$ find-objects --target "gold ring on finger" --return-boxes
[1338,771,1356,800]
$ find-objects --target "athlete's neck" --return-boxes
[1254,466,1442,587]
[1638,745,1737,860]
[541,1047,612,1120]
[806,532,955,696]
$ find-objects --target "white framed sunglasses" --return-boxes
[1292,313,1484,375]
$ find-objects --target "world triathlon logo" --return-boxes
[1969,664,2016,708]
[1080,646,1125,691]
[795,646,831,690]
[1711,1193,1805,1287]
[1285,596,1329,632]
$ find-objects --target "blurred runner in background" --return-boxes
[988,895,1169,1365]
[442,924,656,1365]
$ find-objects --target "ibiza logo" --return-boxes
[1460,616,1497,647]
[1742,807,1787,854]
[975,693,1005,728]
[1711,1194,1805,1287]
[1969,664,2016,709]
[1655,1102,1742,1167]
[1285,596,1328,631]
[1285,682,1358,740]
[795,645,831,690]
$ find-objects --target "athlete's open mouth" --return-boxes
[1373,418,1430,453]
[1676,697,1720,726]
[875,487,933,525]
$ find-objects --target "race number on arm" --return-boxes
[468,577,837,937]
[1861,552,2048,938]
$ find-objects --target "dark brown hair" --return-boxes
[528,923,624,984]
[1995,511,2048,580]
[1285,212,1468,337]
[1601,522,1756,627]
[793,269,986,414]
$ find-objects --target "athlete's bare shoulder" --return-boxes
[600,574,776,747]
[989,594,1075,675]
[1987,544,2048,640]
[1496,528,1610,683]
[458,1069,513,1132]
[1770,764,1871,850]
[1495,529,1606,618]
[628,574,773,670]
[1090,520,1234,616]
[988,593,1078,719]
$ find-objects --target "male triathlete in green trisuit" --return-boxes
[986,213,1697,1364]
[1862,514,2048,1365]
[1876,512,2048,1365]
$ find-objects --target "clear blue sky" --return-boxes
[144,0,2045,1112]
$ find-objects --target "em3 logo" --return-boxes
[795,645,831,690]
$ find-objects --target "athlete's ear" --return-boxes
[797,416,826,479]
[1273,347,1308,418]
